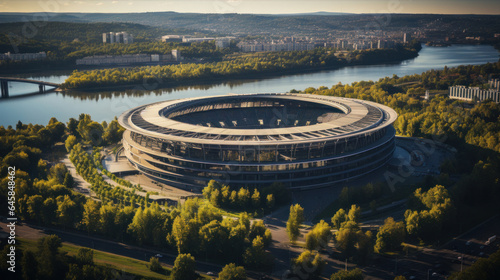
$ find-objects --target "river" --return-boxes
[0,44,498,127]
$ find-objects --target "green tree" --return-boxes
[290,250,325,280]
[332,208,348,229]
[243,236,272,270]
[251,188,261,209]
[57,195,80,228]
[21,249,38,280]
[82,199,101,234]
[330,268,364,280]
[42,198,57,225]
[76,248,94,266]
[335,221,360,259]
[171,253,197,280]
[374,217,405,253]
[348,204,361,223]
[148,257,163,273]
[65,135,78,152]
[27,194,44,223]
[63,172,74,188]
[67,118,80,138]
[266,194,275,209]
[305,220,332,250]
[102,118,124,144]
[172,216,190,253]
[218,263,246,280]
[286,204,304,242]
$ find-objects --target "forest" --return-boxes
[283,61,500,279]
[0,114,274,279]
[61,42,421,90]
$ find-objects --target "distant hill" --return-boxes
[269,11,353,16]
[0,12,499,36]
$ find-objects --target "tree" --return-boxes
[249,220,272,247]
[57,195,80,228]
[103,118,124,144]
[67,118,80,138]
[218,263,246,280]
[63,172,74,188]
[237,188,251,209]
[243,236,272,270]
[65,135,78,152]
[27,194,44,223]
[42,198,57,225]
[149,257,163,273]
[357,230,373,265]
[286,204,304,242]
[348,204,361,223]
[76,248,94,266]
[21,249,38,280]
[172,216,190,253]
[404,185,454,242]
[36,235,64,280]
[330,268,364,280]
[82,199,101,234]
[171,253,197,280]
[251,188,261,209]
[335,221,360,259]
[332,208,348,229]
[290,250,325,280]
[266,194,275,209]
[99,203,117,236]
[374,217,405,253]
[199,220,228,257]
[305,220,332,250]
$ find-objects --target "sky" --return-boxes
[0,0,499,15]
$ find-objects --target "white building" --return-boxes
[0,52,47,61]
[182,37,215,43]
[103,32,133,44]
[449,83,500,103]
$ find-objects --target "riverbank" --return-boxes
[1,44,498,127]
[61,45,421,91]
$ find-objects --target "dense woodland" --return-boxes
[283,61,500,279]
[0,114,274,279]
[61,42,421,89]
[1,61,500,279]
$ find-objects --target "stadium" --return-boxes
[118,93,398,191]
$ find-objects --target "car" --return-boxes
[154,254,163,258]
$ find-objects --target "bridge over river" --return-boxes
[0,77,60,98]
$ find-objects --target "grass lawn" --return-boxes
[18,237,169,280]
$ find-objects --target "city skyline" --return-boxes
[1,0,500,15]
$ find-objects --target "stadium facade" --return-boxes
[118,93,398,191]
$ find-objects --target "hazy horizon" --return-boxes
[0,0,499,15]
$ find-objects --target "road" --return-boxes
[0,220,230,278]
